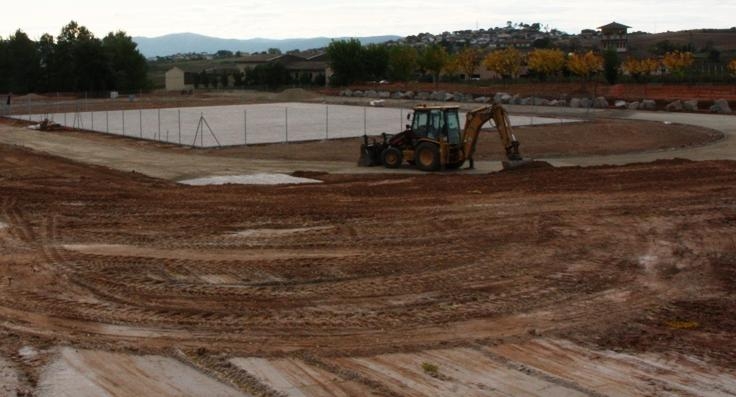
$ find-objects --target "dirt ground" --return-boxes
[1,139,735,395]
[209,118,721,162]
[0,115,722,165]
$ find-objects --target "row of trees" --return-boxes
[0,21,149,94]
[327,39,736,86]
[191,63,326,90]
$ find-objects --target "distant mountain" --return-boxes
[133,33,401,57]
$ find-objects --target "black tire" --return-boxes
[381,147,403,168]
[415,142,440,171]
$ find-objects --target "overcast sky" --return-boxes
[2,0,734,39]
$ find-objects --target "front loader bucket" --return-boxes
[358,134,386,167]
[358,143,383,166]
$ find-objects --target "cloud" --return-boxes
[1,0,734,39]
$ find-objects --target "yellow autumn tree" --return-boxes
[622,57,660,82]
[567,51,603,81]
[662,51,694,78]
[728,58,736,76]
[442,54,460,79]
[483,47,523,79]
[527,49,566,79]
[456,47,482,80]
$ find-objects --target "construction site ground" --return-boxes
[1,94,736,396]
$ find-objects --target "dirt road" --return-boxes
[0,111,723,181]
[1,142,735,395]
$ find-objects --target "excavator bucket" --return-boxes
[358,135,385,166]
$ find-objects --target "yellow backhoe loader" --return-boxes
[359,104,527,171]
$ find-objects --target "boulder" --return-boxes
[555,99,568,107]
[641,99,657,110]
[628,101,640,110]
[474,96,490,103]
[443,93,455,102]
[519,97,533,106]
[614,100,628,109]
[549,100,559,107]
[666,100,683,112]
[683,100,699,112]
[391,91,404,99]
[531,97,550,106]
[580,98,593,108]
[364,90,378,98]
[510,94,521,105]
[404,91,415,99]
[341,89,353,97]
[429,91,445,101]
[569,98,581,108]
[710,99,733,114]
[493,92,511,104]
[378,91,391,99]
[594,97,609,108]
[416,92,430,100]
[352,90,363,97]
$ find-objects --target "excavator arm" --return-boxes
[461,104,522,164]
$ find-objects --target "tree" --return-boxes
[251,62,289,89]
[37,34,56,92]
[567,51,603,81]
[603,48,620,85]
[219,70,230,88]
[326,39,365,86]
[5,30,41,93]
[662,51,694,79]
[232,70,244,87]
[102,31,149,92]
[267,48,282,55]
[363,44,389,81]
[387,45,417,83]
[455,47,481,80]
[442,54,461,81]
[622,57,660,82]
[418,44,448,85]
[199,70,210,88]
[527,48,565,80]
[483,47,523,80]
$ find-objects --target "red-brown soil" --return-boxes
[1,143,735,393]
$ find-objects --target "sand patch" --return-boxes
[179,173,322,186]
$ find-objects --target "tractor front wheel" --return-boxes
[415,143,440,171]
[381,147,403,169]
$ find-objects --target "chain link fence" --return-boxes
[2,97,580,148]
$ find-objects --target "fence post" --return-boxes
[91,111,94,130]
[139,109,143,138]
[157,108,161,141]
[122,110,125,135]
[243,109,247,145]
[106,111,109,133]
[285,107,288,143]
[325,104,329,140]
[363,107,367,135]
[178,109,181,145]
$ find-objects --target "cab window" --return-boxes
[412,111,429,137]
[446,110,461,145]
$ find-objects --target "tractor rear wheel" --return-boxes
[415,142,440,171]
[381,147,403,168]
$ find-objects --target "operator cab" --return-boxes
[409,106,461,145]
